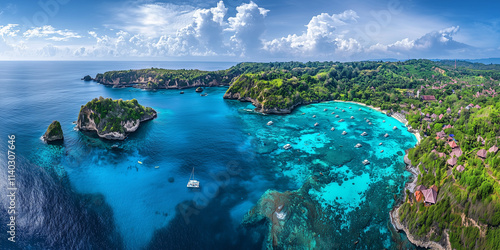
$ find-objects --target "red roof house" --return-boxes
[448,141,458,148]
[415,190,424,202]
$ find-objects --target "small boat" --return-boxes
[359,108,361,111]
[180,91,184,94]
[155,166,159,169]
[187,167,200,188]
[361,132,368,136]
[283,144,292,150]
[138,161,143,164]
[339,119,344,122]
[380,150,384,153]
[324,108,328,111]
[393,126,398,130]
[72,121,77,124]
[342,109,345,112]
[355,143,362,148]
[313,115,316,118]
[267,121,274,126]
[384,133,389,138]
[369,122,372,125]
[383,120,385,123]
[330,127,335,131]
[362,159,370,165]
[366,119,370,123]
[335,107,338,109]
[331,112,335,114]
[350,116,354,119]
[314,122,319,126]
[302,113,305,115]
[335,115,340,118]
[379,142,383,145]
[111,144,118,149]
[342,131,347,135]
[349,107,352,109]
[200,93,208,96]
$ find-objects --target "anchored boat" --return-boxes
[187,167,200,188]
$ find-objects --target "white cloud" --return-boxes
[112,2,198,38]
[24,25,81,41]
[263,10,359,57]
[227,1,269,55]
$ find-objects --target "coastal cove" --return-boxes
[1,61,420,249]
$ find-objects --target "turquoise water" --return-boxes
[0,61,417,249]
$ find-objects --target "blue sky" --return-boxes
[0,0,499,61]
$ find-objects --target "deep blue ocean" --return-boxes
[0,61,419,249]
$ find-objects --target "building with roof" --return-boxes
[448,141,458,148]
[477,149,487,159]
[436,131,446,138]
[450,147,462,158]
[489,145,498,154]
[422,188,438,205]
[414,190,423,202]
[447,157,457,166]
[421,95,436,101]
[456,165,465,172]
[415,185,426,191]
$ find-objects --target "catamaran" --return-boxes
[187,167,200,188]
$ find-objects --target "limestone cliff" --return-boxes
[43,120,64,142]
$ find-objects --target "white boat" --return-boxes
[331,127,335,131]
[283,144,292,150]
[379,142,383,145]
[361,132,368,136]
[155,166,159,169]
[324,108,328,111]
[187,167,200,188]
[350,116,354,119]
[383,120,385,123]
[355,143,362,148]
[363,159,370,165]
[138,161,143,164]
[384,133,389,138]
[342,109,345,112]
[314,122,319,126]
[393,126,398,130]
[349,107,352,109]
[267,121,274,126]
[369,122,372,125]
[342,131,347,135]
[359,108,361,111]
[380,150,384,153]
[335,115,340,118]
[331,112,335,114]
[313,115,316,118]
[339,119,344,122]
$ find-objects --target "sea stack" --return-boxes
[77,97,157,140]
[43,120,64,142]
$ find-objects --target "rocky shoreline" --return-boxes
[389,151,450,250]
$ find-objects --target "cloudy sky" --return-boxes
[0,0,499,61]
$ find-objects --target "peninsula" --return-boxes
[77,97,157,140]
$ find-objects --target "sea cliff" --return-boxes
[77,97,157,140]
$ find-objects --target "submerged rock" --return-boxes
[195,87,203,92]
[43,120,64,142]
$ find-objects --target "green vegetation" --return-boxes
[90,60,500,247]
[43,120,64,142]
[80,97,156,134]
